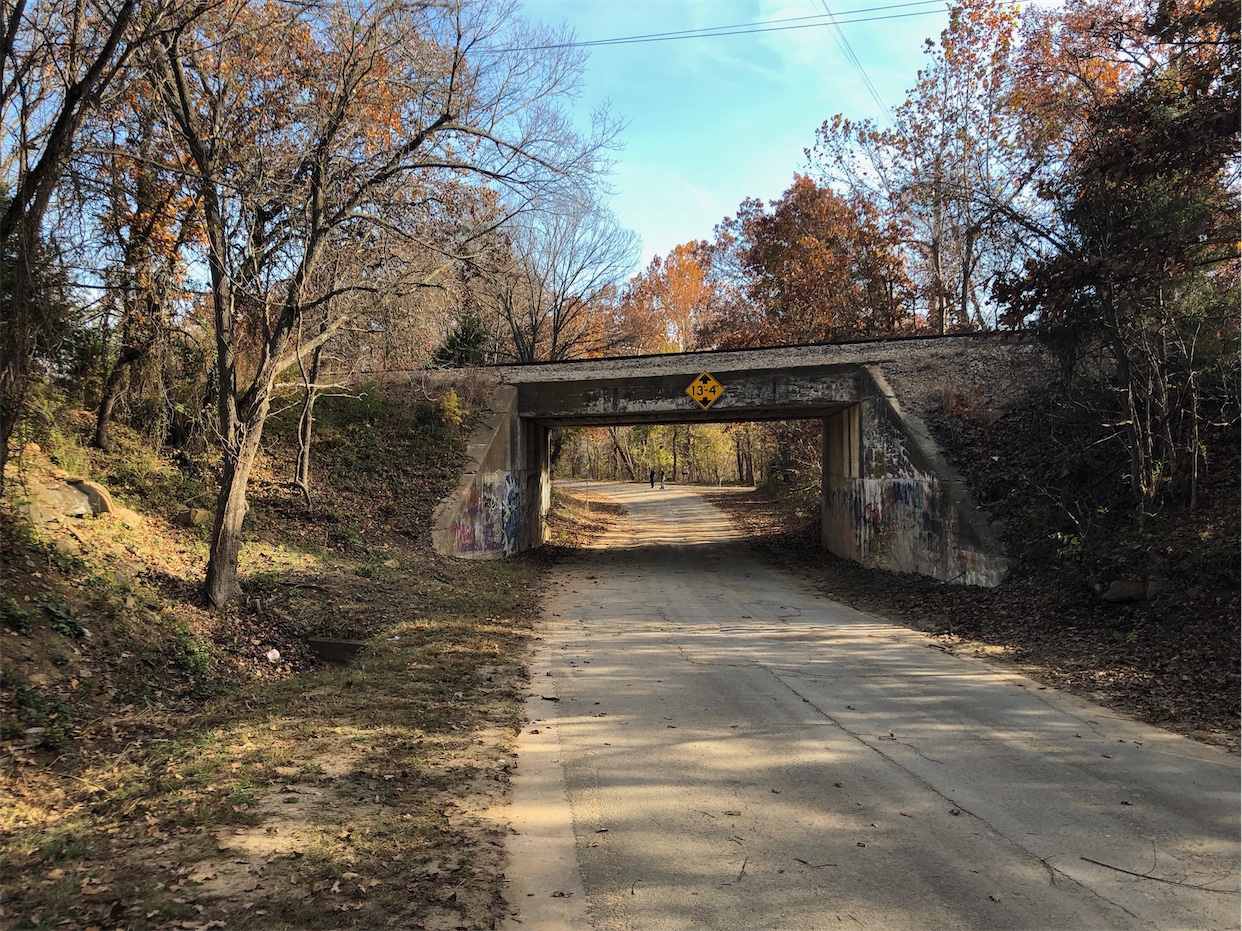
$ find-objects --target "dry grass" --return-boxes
[544,486,626,549]
[0,385,609,931]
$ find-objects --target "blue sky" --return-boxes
[520,0,956,268]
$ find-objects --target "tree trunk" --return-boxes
[93,380,121,452]
[1101,287,1154,505]
[93,344,143,450]
[932,241,947,336]
[1188,368,1200,509]
[1,226,35,496]
[0,360,22,494]
[203,416,266,607]
[608,426,636,480]
[294,390,317,505]
[294,342,325,505]
[743,424,755,486]
[549,430,564,470]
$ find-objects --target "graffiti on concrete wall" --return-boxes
[822,393,1005,587]
[828,474,1003,586]
[838,477,934,555]
[450,484,497,553]
[500,474,522,556]
[448,471,530,556]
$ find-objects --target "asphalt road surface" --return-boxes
[502,482,1240,931]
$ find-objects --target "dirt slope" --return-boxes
[0,385,610,931]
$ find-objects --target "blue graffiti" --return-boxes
[501,474,523,556]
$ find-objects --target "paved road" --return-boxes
[503,482,1240,931]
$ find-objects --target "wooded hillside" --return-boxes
[4,0,1235,611]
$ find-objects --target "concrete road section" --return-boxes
[503,482,1240,931]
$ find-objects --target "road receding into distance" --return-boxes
[502,482,1240,931]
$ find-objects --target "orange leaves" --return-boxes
[618,241,716,353]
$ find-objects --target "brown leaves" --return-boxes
[723,176,913,346]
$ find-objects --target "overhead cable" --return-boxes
[503,1,954,52]
[816,0,892,121]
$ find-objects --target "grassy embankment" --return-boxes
[1,382,616,931]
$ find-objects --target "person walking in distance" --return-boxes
[649,468,655,488]
[659,469,665,490]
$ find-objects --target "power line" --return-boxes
[815,0,892,122]
[502,1,954,52]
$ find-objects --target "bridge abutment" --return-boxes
[431,385,551,559]
[822,368,1006,586]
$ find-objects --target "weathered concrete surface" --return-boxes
[502,482,1241,931]
[496,629,592,931]
[514,365,858,425]
[493,333,1039,391]
[823,366,1006,586]
[431,385,551,559]
[434,335,1051,585]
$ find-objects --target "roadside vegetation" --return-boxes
[0,385,617,931]
[0,0,1235,923]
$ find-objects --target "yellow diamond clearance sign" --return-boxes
[686,371,724,410]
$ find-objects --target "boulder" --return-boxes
[108,506,144,528]
[23,481,92,523]
[66,478,115,515]
[1102,579,1146,603]
[20,477,119,525]
[179,507,213,527]
[53,535,82,557]
[110,561,146,585]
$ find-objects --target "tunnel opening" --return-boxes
[549,417,845,502]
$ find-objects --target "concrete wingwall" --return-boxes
[431,385,551,560]
[822,366,1008,587]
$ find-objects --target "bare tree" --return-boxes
[79,94,202,451]
[486,189,638,362]
[144,0,618,605]
[810,0,1030,333]
[288,231,460,504]
[0,0,195,488]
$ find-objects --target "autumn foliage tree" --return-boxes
[997,0,1239,508]
[742,176,910,342]
[84,91,201,452]
[805,0,1238,513]
[699,176,911,347]
[143,0,617,605]
[617,240,716,353]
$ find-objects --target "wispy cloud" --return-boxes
[518,0,950,263]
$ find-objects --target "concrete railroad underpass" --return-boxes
[432,334,1043,587]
